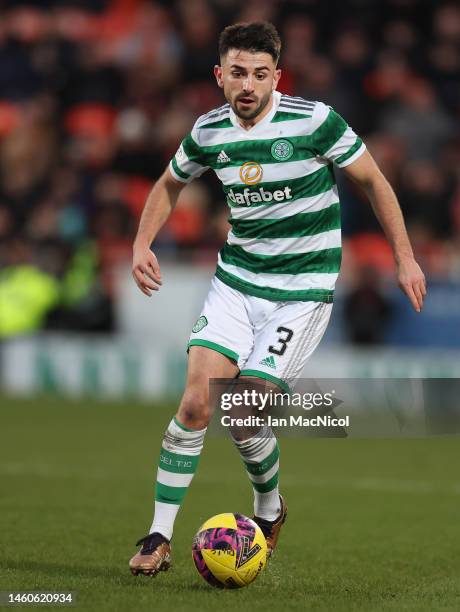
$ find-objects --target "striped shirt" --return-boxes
[169,91,366,303]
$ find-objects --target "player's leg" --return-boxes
[150,346,239,538]
[228,377,285,557]
[130,346,238,576]
[232,300,333,556]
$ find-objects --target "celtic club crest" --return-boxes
[271,139,294,161]
[192,315,208,333]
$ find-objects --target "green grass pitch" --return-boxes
[1,395,459,611]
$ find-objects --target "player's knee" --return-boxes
[177,388,210,429]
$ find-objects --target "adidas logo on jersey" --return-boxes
[227,186,292,206]
[217,150,231,163]
[259,355,277,369]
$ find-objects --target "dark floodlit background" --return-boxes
[1,0,459,392]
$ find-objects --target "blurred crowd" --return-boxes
[0,0,459,338]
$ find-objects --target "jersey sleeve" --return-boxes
[169,121,210,183]
[310,102,366,167]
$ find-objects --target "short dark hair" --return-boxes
[219,22,281,63]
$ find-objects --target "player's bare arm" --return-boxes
[132,168,184,296]
[342,150,427,313]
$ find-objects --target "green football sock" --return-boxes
[150,417,206,540]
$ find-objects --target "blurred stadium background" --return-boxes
[1,0,460,398]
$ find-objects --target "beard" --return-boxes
[231,90,272,121]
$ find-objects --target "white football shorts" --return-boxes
[188,276,332,392]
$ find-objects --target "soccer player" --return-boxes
[129,22,426,576]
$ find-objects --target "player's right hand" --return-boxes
[132,245,162,297]
[396,256,426,313]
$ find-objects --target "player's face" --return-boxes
[214,49,281,123]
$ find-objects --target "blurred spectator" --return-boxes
[0,236,60,338]
[177,0,218,83]
[399,160,453,237]
[156,180,211,251]
[343,266,393,345]
[380,78,457,160]
[238,0,278,25]
[281,14,316,81]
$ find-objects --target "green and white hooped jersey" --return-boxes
[169,91,366,303]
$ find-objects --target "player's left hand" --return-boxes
[396,256,426,313]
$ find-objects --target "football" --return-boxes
[192,512,267,588]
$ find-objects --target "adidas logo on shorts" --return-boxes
[216,150,231,163]
[259,355,277,369]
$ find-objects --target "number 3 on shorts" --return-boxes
[268,326,294,356]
